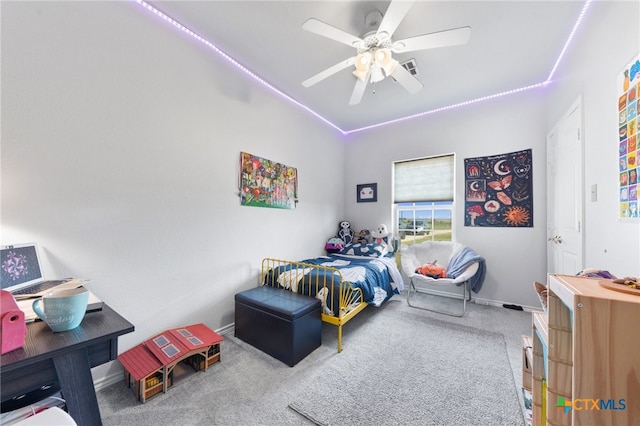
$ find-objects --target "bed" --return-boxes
[260,248,404,353]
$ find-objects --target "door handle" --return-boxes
[547,235,563,244]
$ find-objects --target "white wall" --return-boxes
[1,2,343,381]
[545,0,639,277]
[3,0,639,386]
[343,94,549,308]
[343,0,640,309]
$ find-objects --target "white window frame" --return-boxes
[392,154,456,243]
[395,201,455,243]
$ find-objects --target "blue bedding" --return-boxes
[263,254,401,316]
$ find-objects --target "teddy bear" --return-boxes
[354,229,372,245]
[337,220,354,245]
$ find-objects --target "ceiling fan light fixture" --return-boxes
[353,68,369,81]
[354,52,372,69]
[299,0,474,105]
[374,49,386,62]
[370,66,385,83]
[374,48,398,76]
[353,51,373,81]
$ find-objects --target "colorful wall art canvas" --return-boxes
[617,53,639,219]
[464,149,533,227]
[240,152,297,209]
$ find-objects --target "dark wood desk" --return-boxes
[1,304,134,425]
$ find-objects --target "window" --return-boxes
[397,202,453,243]
[393,154,455,244]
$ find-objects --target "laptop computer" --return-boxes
[1,243,78,296]
[1,243,103,321]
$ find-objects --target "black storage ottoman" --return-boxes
[235,286,321,367]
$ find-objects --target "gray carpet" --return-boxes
[288,309,524,426]
[97,295,531,425]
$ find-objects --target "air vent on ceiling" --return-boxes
[401,58,419,76]
[391,59,419,83]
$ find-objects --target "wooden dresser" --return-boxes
[531,274,640,426]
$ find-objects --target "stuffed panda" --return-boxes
[337,220,354,245]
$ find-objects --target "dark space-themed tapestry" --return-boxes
[464,149,533,227]
[240,152,298,209]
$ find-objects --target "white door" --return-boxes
[547,98,584,275]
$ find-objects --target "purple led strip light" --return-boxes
[346,0,592,135]
[345,81,551,135]
[547,0,592,82]
[136,0,591,135]
[134,0,342,133]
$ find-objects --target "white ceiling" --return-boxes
[143,1,587,133]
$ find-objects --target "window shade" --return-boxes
[393,154,454,203]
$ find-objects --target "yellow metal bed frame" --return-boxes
[260,258,367,353]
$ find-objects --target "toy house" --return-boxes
[118,323,223,403]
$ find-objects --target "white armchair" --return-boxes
[400,241,484,317]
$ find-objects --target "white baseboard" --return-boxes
[93,370,123,392]
[407,287,539,312]
[471,296,539,312]
[215,323,235,337]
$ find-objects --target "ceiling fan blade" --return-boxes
[391,65,423,94]
[376,0,415,40]
[392,26,471,54]
[303,18,364,49]
[302,57,356,87]
[349,75,369,105]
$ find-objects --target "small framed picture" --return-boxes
[357,183,377,203]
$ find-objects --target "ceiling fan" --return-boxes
[301,0,471,105]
